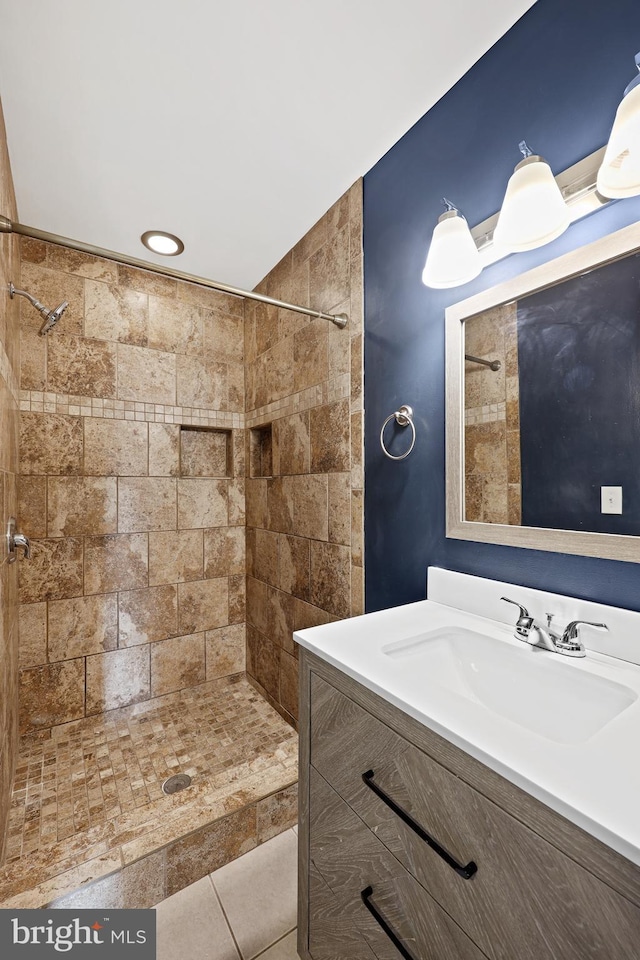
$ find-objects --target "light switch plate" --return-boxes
[601,486,623,514]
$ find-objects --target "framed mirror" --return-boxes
[446,220,640,562]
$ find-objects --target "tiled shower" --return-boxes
[0,99,364,907]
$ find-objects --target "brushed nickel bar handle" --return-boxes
[362,769,477,880]
[361,886,419,960]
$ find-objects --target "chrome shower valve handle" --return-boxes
[6,517,31,562]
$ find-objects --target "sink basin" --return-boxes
[382,627,637,744]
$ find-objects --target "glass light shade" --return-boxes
[140,230,185,256]
[422,210,481,289]
[493,156,570,253]
[597,82,640,198]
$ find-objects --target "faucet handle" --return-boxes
[500,596,530,619]
[560,620,608,647]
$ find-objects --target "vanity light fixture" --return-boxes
[597,51,640,199]
[422,199,482,289]
[140,230,185,256]
[493,141,570,253]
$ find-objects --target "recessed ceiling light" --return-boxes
[140,230,184,256]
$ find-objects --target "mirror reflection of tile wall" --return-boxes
[464,303,521,525]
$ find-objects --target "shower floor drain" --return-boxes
[161,774,193,795]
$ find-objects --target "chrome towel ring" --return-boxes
[380,404,416,461]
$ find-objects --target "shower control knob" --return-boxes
[6,517,31,562]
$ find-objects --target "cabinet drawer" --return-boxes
[310,673,640,960]
[309,766,487,960]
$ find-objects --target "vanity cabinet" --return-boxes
[298,649,640,960]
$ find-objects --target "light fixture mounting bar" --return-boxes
[0,218,348,329]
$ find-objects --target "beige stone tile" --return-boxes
[309,224,350,313]
[86,645,151,714]
[249,424,273,478]
[203,308,244,362]
[148,529,203,585]
[18,601,47,668]
[349,331,362,405]
[180,427,230,477]
[293,325,328,393]
[117,343,176,404]
[246,479,268,529]
[176,354,227,408]
[84,418,148,476]
[351,411,363,489]
[205,623,246,680]
[178,578,229,634]
[310,541,350,619]
[19,538,83,603]
[273,413,309,476]
[279,534,310,602]
[47,335,117,397]
[149,422,180,476]
[84,533,148,595]
[329,315,351,383]
[256,784,298,843]
[253,528,279,587]
[211,827,297,959]
[247,576,268,636]
[45,243,119,282]
[253,302,279,358]
[149,295,202,354]
[119,584,178,646]
[351,563,364,617]
[292,474,328,541]
[292,213,327,268]
[203,526,245,578]
[293,598,337,632]
[351,489,363,567]
[177,282,243,316]
[227,362,244,413]
[328,472,350,546]
[47,593,118,661]
[20,325,46,390]
[155,876,239,960]
[49,852,165,911]
[279,650,298,720]
[232,429,245,478]
[228,574,246,624]
[267,477,294,535]
[117,263,177,298]
[178,478,228,528]
[118,477,177,532]
[19,261,85,336]
[262,339,294,405]
[48,476,117,536]
[151,632,205,696]
[165,805,256,897]
[228,479,246,526]
[18,475,46,538]
[310,399,350,473]
[20,412,83,475]
[266,586,296,653]
[20,236,46,263]
[19,658,85,732]
[84,279,148,345]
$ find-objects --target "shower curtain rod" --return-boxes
[0,216,348,329]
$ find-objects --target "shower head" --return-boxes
[38,300,69,336]
[8,282,69,336]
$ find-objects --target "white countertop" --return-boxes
[295,574,640,867]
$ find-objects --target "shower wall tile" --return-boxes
[84,280,148,346]
[118,585,179,647]
[148,296,202,354]
[117,342,177,405]
[86,646,151,715]
[150,632,205,697]
[148,529,204,585]
[176,354,227,409]
[19,659,85,733]
[84,533,148,595]
[19,538,84,604]
[180,428,229,478]
[228,575,246,624]
[83,418,148,476]
[18,602,47,669]
[18,476,47,539]
[148,422,180,476]
[205,623,246,679]
[177,578,229,634]
[47,594,118,661]
[20,412,83,475]
[19,262,85,337]
[177,478,228,529]
[47,335,117,397]
[244,181,363,723]
[203,526,245,578]
[47,476,118,537]
[117,477,177,532]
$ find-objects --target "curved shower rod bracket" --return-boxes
[0,216,349,329]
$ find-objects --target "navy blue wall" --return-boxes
[363,0,640,612]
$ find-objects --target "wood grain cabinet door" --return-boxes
[309,767,488,960]
[310,673,640,960]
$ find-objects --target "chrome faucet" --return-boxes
[500,597,608,658]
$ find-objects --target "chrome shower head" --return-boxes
[8,282,69,336]
[38,300,69,336]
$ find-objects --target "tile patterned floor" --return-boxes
[1,676,298,907]
[155,827,299,960]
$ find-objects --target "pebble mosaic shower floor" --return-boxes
[0,675,298,908]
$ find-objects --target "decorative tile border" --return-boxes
[19,390,244,428]
[246,373,350,428]
[465,401,506,426]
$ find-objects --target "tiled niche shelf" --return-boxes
[249,423,273,478]
[179,425,233,478]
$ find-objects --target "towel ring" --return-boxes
[380,405,416,461]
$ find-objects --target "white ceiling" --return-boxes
[0,1,536,290]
